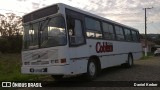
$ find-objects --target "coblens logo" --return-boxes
[96,42,113,53]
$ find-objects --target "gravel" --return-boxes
[96,56,160,81]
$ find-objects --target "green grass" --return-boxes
[140,52,154,60]
[0,53,47,81]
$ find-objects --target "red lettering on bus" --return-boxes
[96,42,113,53]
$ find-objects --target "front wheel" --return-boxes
[85,60,98,80]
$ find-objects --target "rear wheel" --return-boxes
[126,54,133,68]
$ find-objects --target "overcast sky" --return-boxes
[0,0,160,34]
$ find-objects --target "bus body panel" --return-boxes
[69,59,88,74]
[21,3,143,76]
[83,39,142,69]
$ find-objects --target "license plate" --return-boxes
[30,68,47,73]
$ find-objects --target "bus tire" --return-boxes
[51,75,64,81]
[86,59,98,80]
[126,54,133,68]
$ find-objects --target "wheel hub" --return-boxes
[89,62,96,76]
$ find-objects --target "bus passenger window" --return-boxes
[85,17,102,38]
[102,22,115,40]
[131,30,138,42]
[67,17,85,46]
[115,25,125,41]
[124,28,132,41]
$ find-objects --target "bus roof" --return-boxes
[23,3,139,32]
[60,3,139,31]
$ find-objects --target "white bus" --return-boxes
[21,3,142,80]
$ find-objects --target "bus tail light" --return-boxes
[61,58,66,63]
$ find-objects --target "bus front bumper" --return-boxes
[21,64,72,75]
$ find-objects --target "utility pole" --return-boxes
[143,7,153,56]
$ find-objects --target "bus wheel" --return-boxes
[126,54,133,68]
[86,60,98,80]
[51,75,64,81]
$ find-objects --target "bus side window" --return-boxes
[67,16,85,46]
[131,30,138,42]
[85,17,102,38]
[115,25,125,41]
[102,22,115,40]
[136,31,140,42]
[124,28,132,41]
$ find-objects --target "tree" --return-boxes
[155,35,160,45]
[0,13,23,53]
[0,13,22,37]
[0,14,6,36]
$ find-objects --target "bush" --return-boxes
[0,38,10,53]
[0,35,22,53]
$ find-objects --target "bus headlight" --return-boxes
[51,58,66,64]
[51,59,59,63]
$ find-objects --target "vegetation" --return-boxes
[140,34,160,45]
[0,13,22,37]
[0,53,48,81]
[140,52,154,60]
[0,13,22,53]
[0,36,22,53]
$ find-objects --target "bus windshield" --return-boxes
[23,16,67,50]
